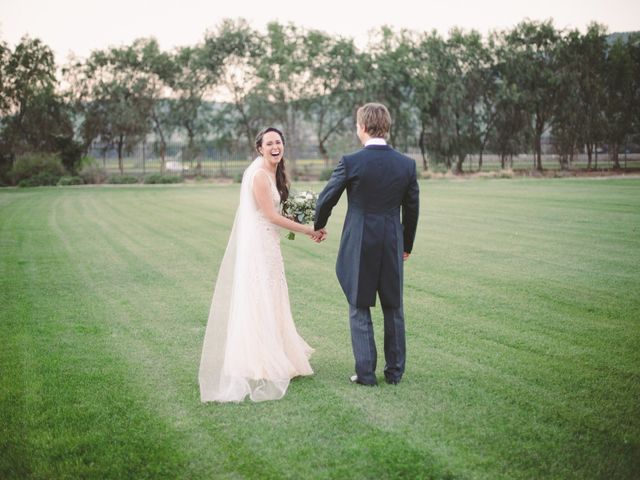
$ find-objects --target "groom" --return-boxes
[314,103,419,386]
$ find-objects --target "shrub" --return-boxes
[144,174,183,184]
[10,152,65,186]
[54,136,84,174]
[233,172,244,183]
[17,171,61,187]
[320,168,334,181]
[57,176,84,186]
[106,175,139,184]
[78,157,108,184]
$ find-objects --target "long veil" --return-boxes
[198,157,312,402]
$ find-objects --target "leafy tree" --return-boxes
[365,27,415,150]
[488,80,531,169]
[170,46,212,174]
[148,99,178,174]
[551,25,609,169]
[414,31,459,170]
[0,40,11,115]
[410,31,437,170]
[169,29,235,174]
[301,31,365,164]
[215,19,268,156]
[551,31,582,169]
[252,22,310,165]
[469,34,500,171]
[447,29,491,172]
[602,34,639,168]
[136,40,177,174]
[502,20,562,171]
[489,31,533,169]
[0,36,78,178]
[67,39,162,174]
[576,24,608,168]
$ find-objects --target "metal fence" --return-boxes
[87,141,336,177]
[87,141,640,177]
[406,152,640,173]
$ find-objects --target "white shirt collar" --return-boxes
[364,138,387,147]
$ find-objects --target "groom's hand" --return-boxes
[403,252,410,261]
[309,228,327,243]
[314,228,328,243]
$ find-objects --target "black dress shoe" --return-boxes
[349,374,377,386]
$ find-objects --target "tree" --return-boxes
[414,31,459,170]
[301,31,365,165]
[488,80,531,169]
[470,34,500,172]
[365,27,415,150]
[215,19,268,157]
[502,20,562,171]
[602,34,639,169]
[0,36,78,177]
[550,25,609,170]
[576,24,608,169]
[136,40,176,174]
[551,31,582,169]
[410,31,437,170]
[447,29,491,173]
[0,40,11,114]
[169,46,211,174]
[68,39,161,174]
[252,22,310,166]
[149,99,177,174]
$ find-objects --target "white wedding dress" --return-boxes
[199,157,314,402]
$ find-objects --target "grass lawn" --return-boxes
[1,178,639,479]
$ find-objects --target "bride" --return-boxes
[199,127,326,402]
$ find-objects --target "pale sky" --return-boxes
[2,0,639,62]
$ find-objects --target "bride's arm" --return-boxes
[253,171,317,236]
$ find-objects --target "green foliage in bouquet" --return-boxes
[281,190,318,240]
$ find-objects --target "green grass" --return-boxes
[1,178,639,479]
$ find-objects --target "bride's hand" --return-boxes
[306,226,326,243]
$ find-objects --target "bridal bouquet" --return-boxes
[282,190,318,240]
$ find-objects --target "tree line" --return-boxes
[1,19,639,181]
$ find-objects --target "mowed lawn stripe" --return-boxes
[45,190,293,479]
[2,192,193,479]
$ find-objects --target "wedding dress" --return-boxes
[199,156,314,402]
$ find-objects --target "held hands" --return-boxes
[307,227,327,243]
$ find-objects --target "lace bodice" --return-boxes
[255,169,282,239]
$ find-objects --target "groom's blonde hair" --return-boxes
[357,103,391,139]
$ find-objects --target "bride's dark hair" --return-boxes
[255,127,289,203]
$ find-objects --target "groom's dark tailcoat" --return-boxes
[314,145,419,309]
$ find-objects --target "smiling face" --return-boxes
[258,131,284,169]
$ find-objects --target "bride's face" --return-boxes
[259,131,284,167]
